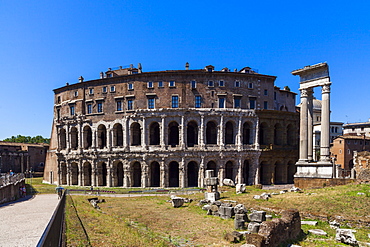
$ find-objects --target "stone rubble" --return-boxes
[236,183,247,194]
[301,220,318,226]
[308,229,327,236]
[336,229,358,246]
[223,178,236,187]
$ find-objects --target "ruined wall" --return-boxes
[294,177,355,189]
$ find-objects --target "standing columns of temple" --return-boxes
[320,84,331,162]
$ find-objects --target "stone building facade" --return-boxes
[43,64,299,187]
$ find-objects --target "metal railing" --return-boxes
[37,190,66,247]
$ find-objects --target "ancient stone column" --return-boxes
[199,156,205,187]
[237,158,242,184]
[254,119,260,149]
[320,84,331,162]
[179,157,185,188]
[78,159,82,186]
[180,115,185,149]
[299,88,309,163]
[141,117,147,149]
[160,116,166,148]
[123,116,129,150]
[307,88,314,161]
[160,159,166,187]
[237,117,242,150]
[219,115,224,149]
[200,115,205,148]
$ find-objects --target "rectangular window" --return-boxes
[235,81,240,87]
[70,105,75,116]
[127,99,133,110]
[264,89,268,96]
[148,98,155,109]
[158,81,163,87]
[116,101,122,111]
[102,86,107,93]
[195,95,201,108]
[97,102,103,113]
[172,95,179,108]
[87,104,92,114]
[219,80,225,87]
[74,91,78,97]
[248,83,253,89]
[219,98,225,108]
[250,99,256,109]
[147,81,153,88]
[191,80,196,89]
[274,92,277,100]
[169,81,175,87]
[110,86,116,92]
[128,83,134,90]
[264,101,268,109]
[208,81,214,87]
[234,98,241,108]
[89,88,94,94]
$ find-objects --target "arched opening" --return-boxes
[114,161,124,187]
[132,162,141,187]
[243,122,252,145]
[83,126,92,149]
[225,121,235,144]
[149,122,160,145]
[243,160,250,184]
[287,161,296,184]
[168,122,179,147]
[70,127,78,150]
[260,161,273,185]
[97,125,107,149]
[206,161,217,177]
[131,122,141,146]
[187,121,198,147]
[60,163,67,185]
[259,122,268,145]
[349,159,354,170]
[113,123,123,147]
[71,162,79,185]
[274,161,286,184]
[60,129,67,150]
[206,121,217,144]
[83,162,92,186]
[187,161,198,187]
[169,161,179,187]
[97,162,107,186]
[287,124,294,146]
[150,162,160,187]
[225,161,234,181]
[274,123,283,145]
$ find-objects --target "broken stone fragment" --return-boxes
[234,214,247,230]
[219,205,235,219]
[247,222,261,233]
[308,229,327,236]
[223,178,235,187]
[236,183,246,193]
[335,229,357,245]
[248,211,266,223]
[301,221,318,226]
[224,231,243,243]
[234,204,248,214]
[171,197,184,208]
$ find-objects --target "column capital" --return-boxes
[300,88,310,98]
[322,84,331,94]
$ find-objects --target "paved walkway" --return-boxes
[0,194,59,247]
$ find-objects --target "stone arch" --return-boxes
[187,121,198,147]
[71,162,79,185]
[243,122,252,145]
[287,124,294,146]
[97,124,107,149]
[97,162,108,186]
[130,122,141,146]
[187,161,198,187]
[83,126,92,149]
[274,123,283,145]
[168,121,179,147]
[60,128,67,150]
[70,127,78,150]
[206,121,218,144]
[150,161,160,187]
[113,161,124,187]
[82,162,92,186]
[274,161,286,184]
[169,161,179,187]
[113,123,123,147]
[287,161,296,184]
[132,162,141,187]
[149,122,160,145]
[259,122,269,145]
[60,163,67,185]
[225,121,235,144]
[225,161,234,181]
[206,161,217,177]
[260,161,274,185]
[243,160,250,184]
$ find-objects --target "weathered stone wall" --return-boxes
[0,175,25,204]
[294,177,355,189]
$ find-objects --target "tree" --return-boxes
[2,135,50,144]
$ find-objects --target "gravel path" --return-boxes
[0,194,59,247]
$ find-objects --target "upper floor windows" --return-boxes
[235,81,240,87]
[127,99,133,110]
[158,81,163,87]
[249,98,256,109]
[89,88,94,95]
[74,91,78,97]
[110,86,116,92]
[195,95,201,108]
[264,101,268,109]
[128,83,134,90]
[97,102,103,113]
[148,98,155,109]
[102,87,107,93]
[147,81,153,88]
[70,105,75,116]
[219,80,225,87]
[191,80,196,89]
[248,82,253,89]
[219,98,225,108]
[116,101,122,111]
[87,103,92,114]
[57,96,61,104]
[169,81,176,87]
[208,81,214,87]
[234,98,241,108]
[264,89,268,96]
[172,95,179,108]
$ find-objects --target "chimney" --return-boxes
[100,72,104,79]
[79,76,84,83]
[185,62,189,70]
[138,63,142,73]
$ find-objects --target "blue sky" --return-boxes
[0,1,369,140]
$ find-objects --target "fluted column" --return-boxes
[236,117,242,150]
[320,84,331,162]
[307,88,314,161]
[199,156,205,187]
[298,88,309,162]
